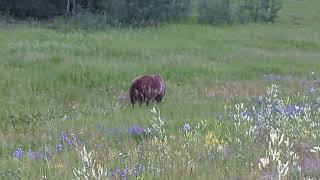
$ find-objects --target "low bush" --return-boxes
[198,0,282,24]
[101,0,192,26]
[198,0,230,24]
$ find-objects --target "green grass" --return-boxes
[0,0,320,179]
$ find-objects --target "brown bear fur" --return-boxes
[129,74,166,107]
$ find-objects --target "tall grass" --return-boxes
[0,0,320,178]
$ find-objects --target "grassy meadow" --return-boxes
[0,0,320,179]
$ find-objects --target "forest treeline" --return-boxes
[0,0,281,26]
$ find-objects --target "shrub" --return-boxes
[242,0,282,23]
[229,2,253,24]
[101,0,192,26]
[198,0,230,24]
[198,0,282,24]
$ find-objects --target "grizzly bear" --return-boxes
[129,74,166,107]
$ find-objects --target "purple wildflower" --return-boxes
[115,167,121,175]
[285,104,304,116]
[60,132,73,150]
[133,163,145,175]
[285,105,298,115]
[26,151,43,160]
[61,132,68,141]
[182,123,191,132]
[242,111,252,119]
[13,145,51,161]
[122,166,129,180]
[127,125,145,136]
[112,166,129,179]
[26,145,51,160]
[56,144,63,153]
[309,86,318,93]
[257,96,267,106]
[13,148,24,160]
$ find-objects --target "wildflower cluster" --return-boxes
[71,108,227,179]
[13,130,82,162]
[13,145,51,161]
[9,84,320,179]
[229,84,320,177]
[258,129,299,179]
[58,131,81,151]
[232,84,320,142]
